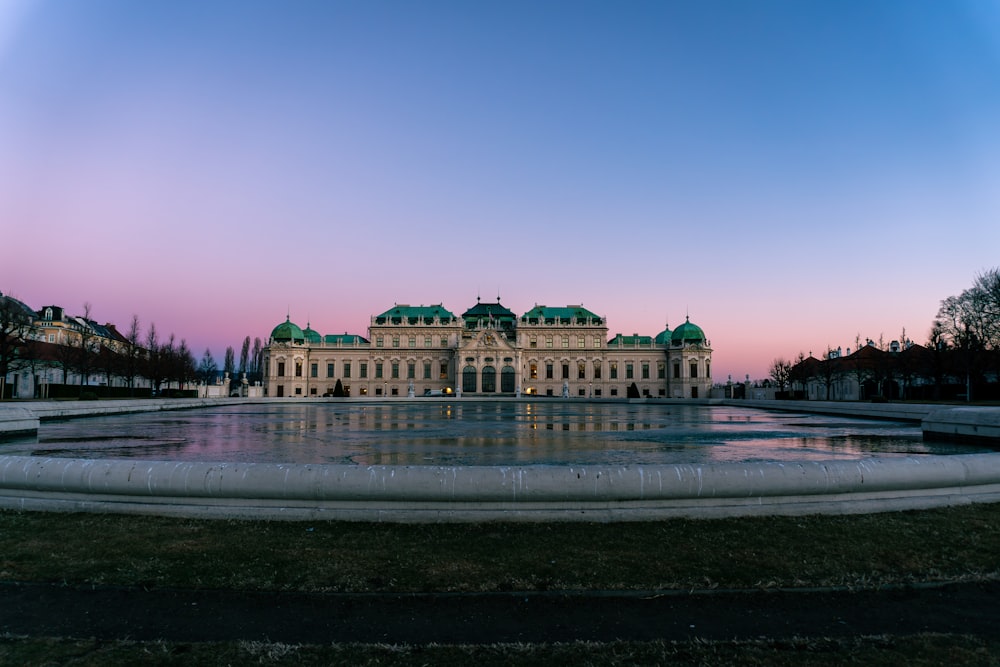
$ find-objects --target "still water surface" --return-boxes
[2,402,990,466]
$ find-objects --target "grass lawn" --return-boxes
[2,504,1000,665]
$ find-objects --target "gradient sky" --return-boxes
[2,0,998,381]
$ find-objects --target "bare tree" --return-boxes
[197,348,218,384]
[75,302,97,392]
[251,337,263,383]
[769,357,792,395]
[124,314,142,395]
[145,323,162,394]
[0,292,34,399]
[239,336,251,376]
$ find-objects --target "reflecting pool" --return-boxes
[3,402,991,466]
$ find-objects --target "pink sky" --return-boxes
[2,2,999,381]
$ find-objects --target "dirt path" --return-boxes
[3,581,1000,644]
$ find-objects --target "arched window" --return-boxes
[482,365,496,392]
[501,366,515,392]
[462,365,477,393]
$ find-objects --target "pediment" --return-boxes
[459,328,516,352]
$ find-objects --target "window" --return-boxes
[562,364,569,380]
[593,362,601,379]
[463,365,477,393]
[375,362,383,379]
[578,363,586,380]
[641,363,649,380]
[440,362,448,379]
[657,362,665,379]
[295,362,302,377]
[310,387,317,396]
[530,336,537,348]
[343,362,351,378]
[501,366,515,392]
[424,336,432,347]
[578,336,585,348]
[310,363,318,378]
[546,337,553,348]
[295,387,302,395]
[530,363,538,379]
[277,362,285,377]
[610,362,618,379]
[48,334,55,343]
[376,336,384,347]
[594,338,601,348]
[440,337,448,347]
[562,336,569,348]
[423,361,431,379]
[408,336,416,348]
[392,336,400,348]
[327,363,334,378]
[595,388,602,396]
[482,366,496,392]
[391,362,400,379]
[546,363,554,380]
[706,362,711,378]
[626,363,633,379]
[690,362,698,378]
[360,362,368,378]
[610,388,618,396]
[673,363,680,378]
[407,362,415,379]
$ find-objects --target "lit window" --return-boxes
[578,336,585,348]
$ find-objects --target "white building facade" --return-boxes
[263,299,713,399]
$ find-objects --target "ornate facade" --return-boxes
[263,298,712,399]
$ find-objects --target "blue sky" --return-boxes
[2,0,998,380]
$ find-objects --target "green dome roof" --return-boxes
[670,317,705,344]
[303,323,322,344]
[654,325,672,345]
[270,316,305,343]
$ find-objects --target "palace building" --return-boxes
[263,298,712,399]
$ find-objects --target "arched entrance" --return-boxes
[482,366,496,393]
[501,366,515,392]
[462,366,477,393]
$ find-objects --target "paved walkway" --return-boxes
[3,581,1000,644]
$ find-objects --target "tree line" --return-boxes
[770,269,1000,401]
[0,295,262,398]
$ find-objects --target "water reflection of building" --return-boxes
[263,298,712,400]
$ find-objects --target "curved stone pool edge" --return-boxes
[1,399,999,522]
